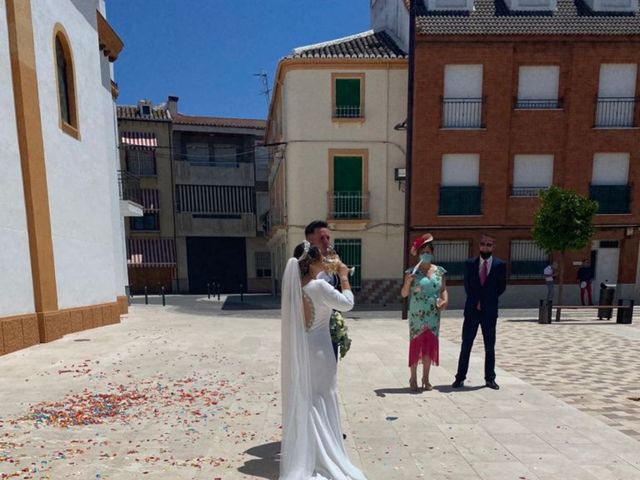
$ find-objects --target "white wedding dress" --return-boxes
[280,258,367,480]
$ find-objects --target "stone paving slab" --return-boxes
[0,297,638,479]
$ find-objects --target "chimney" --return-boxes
[167,95,179,118]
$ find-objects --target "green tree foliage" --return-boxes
[533,186,598,304]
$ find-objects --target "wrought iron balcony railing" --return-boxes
[589,184,632,214]
[118,170,142,205]
[439,186,482,215]
[511,186,550,197]
[441,97,484,128]
[328,192,369,220]
[514,98,563,109]
[334,105,363,119]
[594,97,638,128]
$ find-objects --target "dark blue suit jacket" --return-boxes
[463,257,507,319]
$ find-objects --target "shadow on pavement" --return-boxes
[435,385,485,393]
[374,387,422,397]
[238,441,280,479]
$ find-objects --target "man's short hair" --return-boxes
[304,220,328,237]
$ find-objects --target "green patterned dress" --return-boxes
[407,265,446,366]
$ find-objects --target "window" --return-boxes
[175,185,255,213]
[255,252,272,278]
[141,105,151,116]
[186,142,210,164]
[329,150,369,220]
[596,64,638,127]
[130,213,159,231]
[591,153,631,214]
[334,239,362,291]
[442,65,483,128]
[516,66,560,109]
[54,27,78,137]
[512,154,554,196]
[126,149,156,176]
[333,74,364,119]
[510,240,548,279]
[440,154,481,215]
[432,240,469,279]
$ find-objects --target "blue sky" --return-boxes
[107,1,371,120]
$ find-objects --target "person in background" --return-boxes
[543,261,557,303]
[577,259,594,306]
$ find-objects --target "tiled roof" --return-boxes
[290,30,407,59]
[417,0,640,36]
[173,114,266,130]
[117,105,171,121]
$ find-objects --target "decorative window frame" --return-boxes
[331,73,365,123]
[53,24,80,140]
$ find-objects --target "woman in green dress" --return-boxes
[401,233,448,392]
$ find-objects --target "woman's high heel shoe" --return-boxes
[409,377,419,392]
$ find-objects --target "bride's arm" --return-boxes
[318,280,354,312]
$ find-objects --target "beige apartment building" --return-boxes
[266,31,408,304]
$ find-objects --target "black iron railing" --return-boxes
[589,184,632,214]
[118,170,142,204]
[514,98,562,109]
[594,97,638,128]
[439,186,482,215]
[441,97,483,128]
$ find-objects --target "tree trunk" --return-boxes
[557,250,566,305]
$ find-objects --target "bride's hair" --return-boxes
[293,241,322,276]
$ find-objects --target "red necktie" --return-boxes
[477,260,488,310]
[480,260,488,285]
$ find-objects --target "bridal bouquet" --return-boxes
[330,311,352,359]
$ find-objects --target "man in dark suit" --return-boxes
[304,220,340,359]
[453,234,507,390]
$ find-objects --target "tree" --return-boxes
[532,186,598,305]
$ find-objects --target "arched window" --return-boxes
[54,27,78,137]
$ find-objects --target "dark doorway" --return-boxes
[186,237,247,294]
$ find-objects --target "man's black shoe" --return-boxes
[452,379,464,389]
[485,380,500,390]
[343,434,347,440]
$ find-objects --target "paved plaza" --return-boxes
[1,297,639,479]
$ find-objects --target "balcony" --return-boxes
[514,98,562,109]
[118,170,142,203]
[333,105,363,119]
[328,192,369,220]
[118,170,143,217]
[510,186,549,197]
[594,97,638,128]
[441,98,483,128]
[589,184,631,214]
[439,186,482,215]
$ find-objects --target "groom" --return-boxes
[304,220,340,360]
[453,233,506,390]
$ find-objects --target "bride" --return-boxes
[279,241,367,480]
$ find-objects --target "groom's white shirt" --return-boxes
[316,271,333,283]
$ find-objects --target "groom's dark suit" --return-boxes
[455,256,507,383]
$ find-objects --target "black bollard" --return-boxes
[161,286,166,306]
[144,286,148,305]
[207,282,211,299]
[240,283,244,303]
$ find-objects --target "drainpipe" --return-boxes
[402,0,416,320]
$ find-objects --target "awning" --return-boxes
[140,189,160,211]
[121,131,158,149]
[127,238,175,268]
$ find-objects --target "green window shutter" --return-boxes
[335,79,361,118]
[333,156,362,192]
[333,157,363,219]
